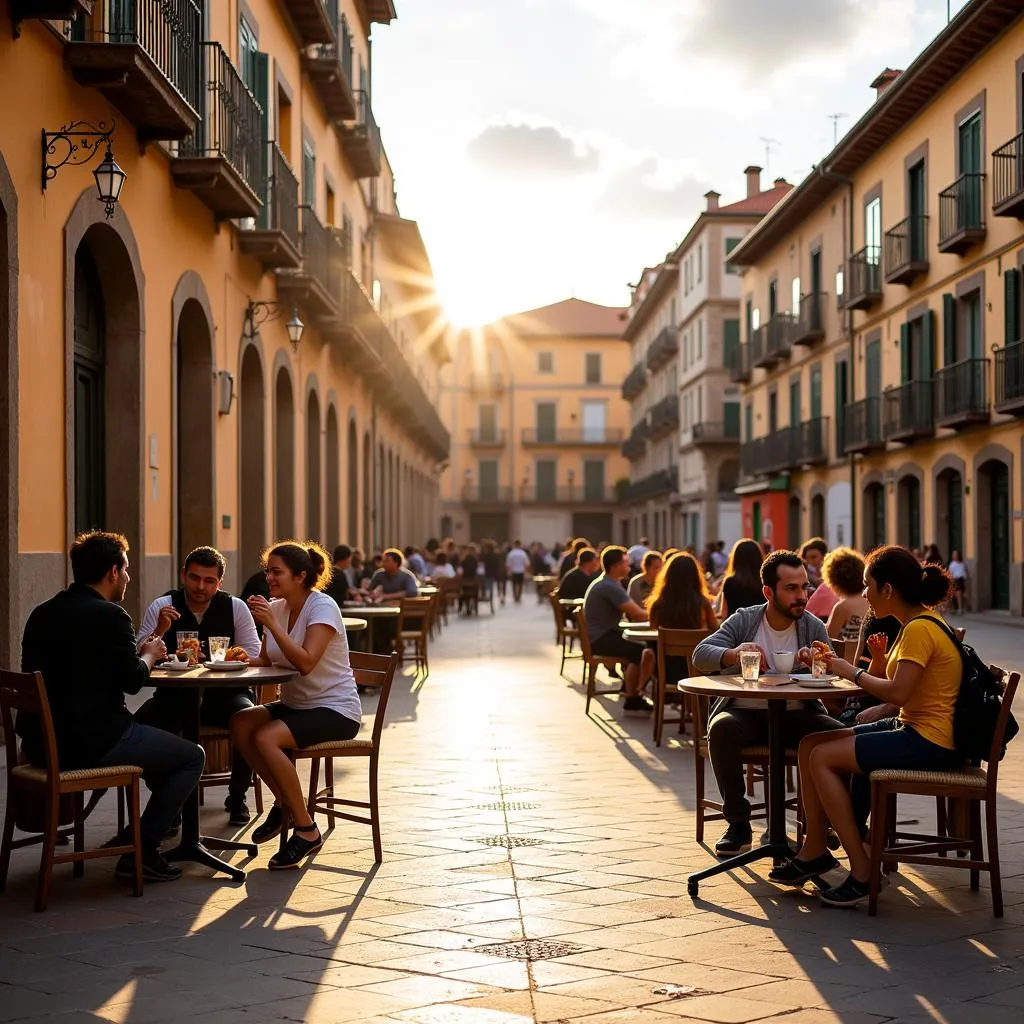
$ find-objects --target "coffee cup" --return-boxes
[774,651,796,674]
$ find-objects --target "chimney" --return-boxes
[871,67,902,101]
[744,165,762,198]
[773,177,788,188]
[704,190,720,212]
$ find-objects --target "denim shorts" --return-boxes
[853,717,961,775]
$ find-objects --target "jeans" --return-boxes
[97,720,205,850]
[707,706,843,824]
[136,689,255,800]
[511,573,525,602]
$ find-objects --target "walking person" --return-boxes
[505,540,530,604]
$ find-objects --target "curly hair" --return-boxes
[822,546,866,598]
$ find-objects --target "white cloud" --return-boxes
[595,158,710,221]
[467,121,600,176]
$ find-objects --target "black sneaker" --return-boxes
[225,797,251,826]
[115,849,182,883]
[768,852,839,886]
[252,805,283,844]
[623,696,654,715]
[715,823,753,858]
[818,873,873,908]
[268,826,323,870]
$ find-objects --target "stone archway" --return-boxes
[347,415,359,545]
[0,148,18,669]
[65,194,145,621]
[933,453,966,565]
[238,343,266,574]
[809,486,826,540]
[786,492,801,550]
[862,472,886,551]
[325,401,340,549]
[305,383,322,542]
[974,445,1014,611]
[274,363,295,538]
[171,274,216,571]
[895,463,924,552]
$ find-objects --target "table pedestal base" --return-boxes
[164,836,256,883]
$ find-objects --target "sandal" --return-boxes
[768,852,839,886]
[268,823,323,870]
[252,805,283,844]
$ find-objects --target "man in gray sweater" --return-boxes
[692,550,842,857]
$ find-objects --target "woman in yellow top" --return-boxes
[768,545,961,908]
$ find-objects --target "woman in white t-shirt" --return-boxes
[230,542,361,869]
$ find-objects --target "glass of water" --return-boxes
[740,650,761,683]
[208,636,230,663]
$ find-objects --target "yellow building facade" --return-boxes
[440,300,630,547]
[730,0,1024,615]
[0,0,449,665]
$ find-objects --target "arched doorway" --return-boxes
[864,482,886,550]
[386,450,394,543]
[325,404,340,548]
[717,459,739,495]
[306,388,322,542]
[174,293,215,566]
[936,467,964,562]
[347,418,359,544]
[897,474,921,551]
[787,494,801,550]
[978,458,1011,610]
[239,345,265,573]
[274,366,295,538]
[363,433,372,551]
[810,493,826,539]
[0,150,16,669]
[73,246,106,533]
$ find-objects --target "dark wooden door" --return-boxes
[73,248,106,533]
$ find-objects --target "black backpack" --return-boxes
[923,616,1019,763]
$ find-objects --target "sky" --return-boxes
[372,0,972,327]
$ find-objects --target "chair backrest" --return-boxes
[832,638,857,662]
[399,596,432,635]
[351,651,400,748]
[0,669,59,782]
[574,608,595,660]
[985,670,1020,786]
[548,593,569,632]
[656,626,710,683]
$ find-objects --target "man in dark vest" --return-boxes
[135,547,261,825]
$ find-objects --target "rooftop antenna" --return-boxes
[759,137,779,177]
[827,113,849,148]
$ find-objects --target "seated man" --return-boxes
[18,531,205,883]
[627,549,664,607]
[134,547,261,825]
[369,547,419,653]
[583,546,653,715]
[692,549,842,858]
[557,547,601,601]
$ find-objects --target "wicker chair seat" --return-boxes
[870,767,987,789]
[296,739,374,754]
[12,764,143,784]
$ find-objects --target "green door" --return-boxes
[991,463,1011,609]
[946,472,964,558]
[833,360,848,455]
[909,161,926,260]
[810,365,822,419]
[865,341,882,395]
[478,460,499,501]
[536,460,556,503]
[959,112,982,229]
[752,502,761,542]
[536,402,556,444]
[583,460,605,502]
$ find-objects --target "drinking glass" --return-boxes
[208,636,230,663]
[740,650,761,683]
[176,631,200,665]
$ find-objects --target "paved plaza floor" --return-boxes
[2,601,1024,1023]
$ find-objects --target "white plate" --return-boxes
[789,673,839,686]
[162,660,192,672]
[202,661,248,672]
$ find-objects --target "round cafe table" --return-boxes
[623,628,658,643]
[619,619,650,631]
[342,604,400,653]
[150,664,297,882]
[678,673,861,897]
[342,617,367,632]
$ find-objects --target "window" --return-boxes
[791,277,801,316]
[325,183,336,226]
[865,195,881,263]
[581,401,606,442]
[277,85,292,161]
[538,351,554,373]
[725,237,742,274]
[478,460,499,501]
[697,320,703,360]
[835,267,845,304]
[535,460,556,502]
[723,318,740,368]
[478,404,497,442]
[535,402,556,443]
[239,16,259,92]
[751,308,761,330]
[583,460,605,501]
[585,352,601,383]
[684,260,690,296]
[697,244,703,283]
[301,137,316,208]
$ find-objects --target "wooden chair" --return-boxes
[574,610,625,714]
[0,670,143,911]
[653,628,710,747]
[867,670,1020,918]
[549,594,581,677]
[396,596,432,676]
[458,579,480,616]
[291,651,399,863]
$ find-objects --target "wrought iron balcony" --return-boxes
[302,2,357,122]
[843,397,884,454]
[995,342,1024,415]
[938,173,986,254]
[740,437,768,480]
[468,429,506,448]
[620,469,676,505]
[621,421,648,461]
[342,90,382,179]
[276,0,335,45]
[647,394,680,440]
[993,133,1024,218]
[469,372,505,394]
[883,381,934,443]
[521,428,626,446]
[462,485,514,505]
[934,358,990,428]
[792,417,829,466]
[691,420,740,446]
[66,0,202,143]
[239,142,301,270]
[621,362,648,401]
[173,42,263,219]
[752,314,794,368]
[750,324,770,368]
[276,205,341,320]
[519,485,618,505]
[884,215,929,285]
[793,293,825,346]
[729,344,751,383]
[645,326,679,372]
[844,246,883,310]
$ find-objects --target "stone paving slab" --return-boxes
[1,604,1024,1022]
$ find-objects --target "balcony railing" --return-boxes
[648,394,679,439]
[469,372,505,393]
[277,0,335,46]
[883,381,934,443]
[295,204,339,316]
[239,142,301,269]
[750,324,770,368]
[843,397,884,453]
[469,429,506,447]
[729,344,751,383]
[938,173,986,254]
[645,326,679,372]
[621,362,647,401]
[174,42,263,218]
[740,437,768,480]
[519,485,618,505]
[884,214,929,285]
[342,90,382,178]
[303,4,357,121]
[520,428,625,446]
[66,0,202,142]
[792,417,829,466]
[995,342,1024,415]
[793,293,825,346]
[621,422,648,460]
[620,469,676,505]
[993,133,1024,218]
[462,485,514,504]
[752,315,793,368]
[934,358,990,428]
[691,420,740,444]
[844,246,883,310]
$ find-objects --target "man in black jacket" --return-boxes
[18,531,205,883]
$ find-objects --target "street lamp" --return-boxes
[42,121,126,219]
[243,300,305,352]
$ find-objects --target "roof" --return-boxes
[375,213,434,280]
[729,0,1024,266]
[497,298,628,338]
[622,263,679,341]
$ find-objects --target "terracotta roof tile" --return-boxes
[497,298,627,338]
[717,181,794,216]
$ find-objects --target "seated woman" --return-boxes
[822,547,869,645]
[716,538,765,619]
[231,542,362,870]
[768,546,961,907]
[642,552,718,684]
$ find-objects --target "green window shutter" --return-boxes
[744,403,753,442]
[724,402,740,438]
[899,322,912,383]
[723,319,740,368]
[921,310,935,379]
[942,293,956,366]
[1004,269,1021,345]
[253,51,270,228]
